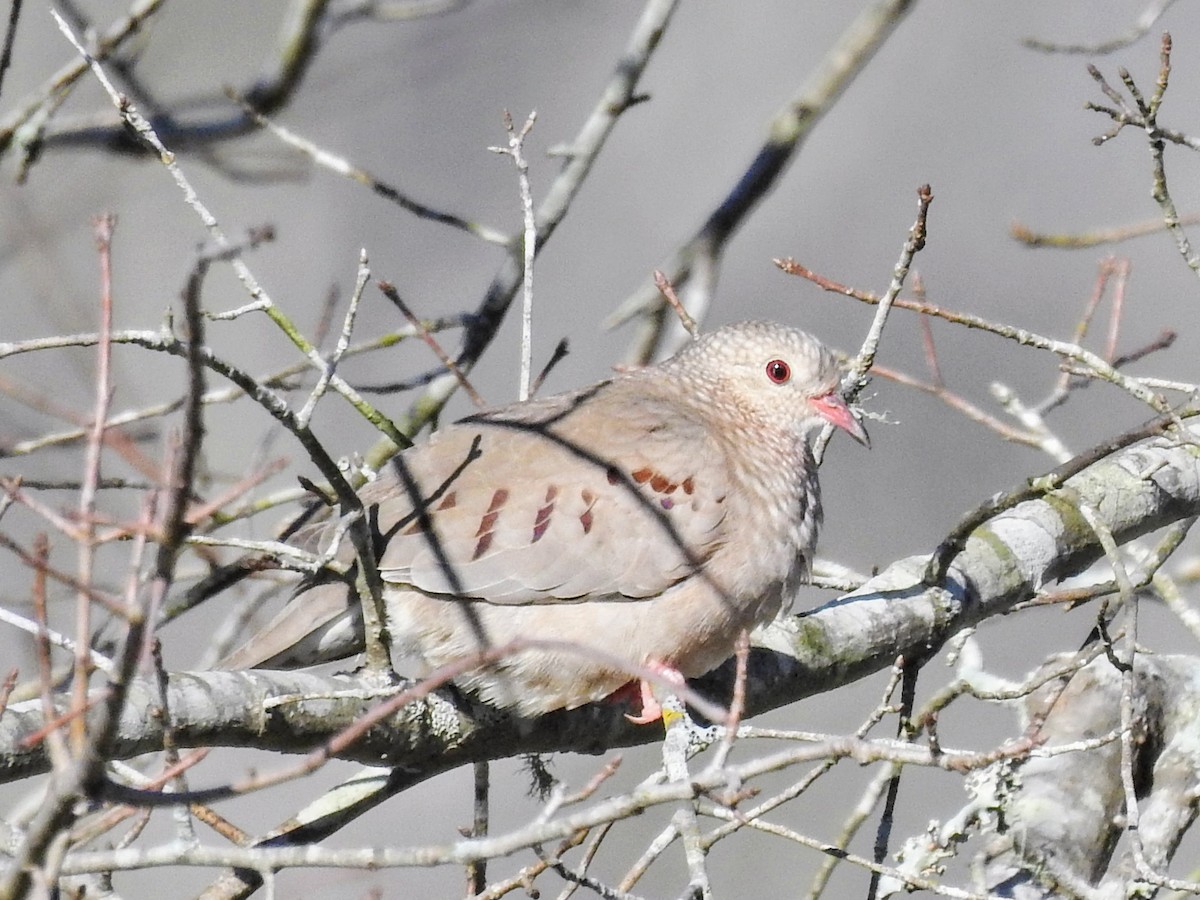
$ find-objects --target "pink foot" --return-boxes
[618,662,686,725]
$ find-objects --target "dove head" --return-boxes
[664,321,869,447]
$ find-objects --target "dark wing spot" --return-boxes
[475,489,508,540]
[532,485,558,543]
[475,487,509,540]
[472,531,494,560]
[579,488,597,535]
[404,490,460,535]
[476,511,499,537]
[606,467,621,485]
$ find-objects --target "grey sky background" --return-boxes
[2,1,1198,896]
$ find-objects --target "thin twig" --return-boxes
[775,258,1171,411]
[707,631,749,773]
[297,251,371,428]
[1087,35,1200,279]
[814,183,932,464]
[231,88,508,245]
[866,661,919,900]
[466,759,490,896]
[380,0,682,465]
[489,110,539,400]
[378,281,485,408]
[1023,0,1179,55]
[652,271,698,339]
[0,318,466,460]
[1011,211,1200,248]
[72,214,116,751]
[0,0,168,169]
[530,338,570,397]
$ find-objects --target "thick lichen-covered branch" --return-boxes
[4,422,1199,782]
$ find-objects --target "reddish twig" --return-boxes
[870,364,1040,446]
[31,534,69,769]
[185,457,288,527]
[653,270,699,339]
[377,280,485,407]
[911,279,942,390]
[73,213,117,751]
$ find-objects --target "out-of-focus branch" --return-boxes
[1010,212,1200,248]
[230,92,509,244]
[1023,0,1179,55]
[608,0,917,364]
[4,0,334,166]
[0,0,168,170]
[0,0,24,100]
[980,654,1200,898]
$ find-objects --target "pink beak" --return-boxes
[811,391,870,447]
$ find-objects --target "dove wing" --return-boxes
[361,379,731,605]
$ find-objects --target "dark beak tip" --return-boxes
[848,419,871,448]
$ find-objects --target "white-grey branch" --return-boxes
[3,423,1198,785]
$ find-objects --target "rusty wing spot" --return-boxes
[650,473,676,494]
[532,485,558,543]
[404,490,459,535]
[472,531,494,560]
[471,488,509,558]
[579,487,597,535]
[475,488,509,537]
[681,476,695,495]
[632,466,683,498]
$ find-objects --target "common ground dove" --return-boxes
[222,321,868,718]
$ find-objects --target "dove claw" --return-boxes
[619,662,686,725]
[623,682,664,725]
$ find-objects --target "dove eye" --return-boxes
[765,359,791,384]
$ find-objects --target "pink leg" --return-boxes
[620,661,686,725]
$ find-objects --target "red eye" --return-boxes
[765,359,791,384]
